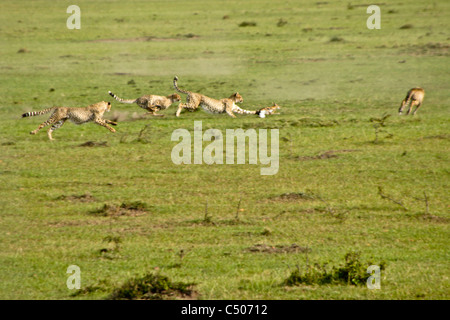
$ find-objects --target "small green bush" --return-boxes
[239,21,257,27]
[107,273,196,300]
[285,251,386,286]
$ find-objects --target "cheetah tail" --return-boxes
[21,107,55,118]
[173,76,189,94]
[108,91,137,104]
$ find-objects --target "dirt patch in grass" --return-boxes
[270,192,316,202]
[86,35,198,43]
[297,151,338,160]
[241,118,340,130]
[399,24,413,29]
[296,149,359,161]
[291,58,327,63]
[399,42,449,56]
[420,134,449,140]
[47,219,106,228]
[90,201,149,217]
[239,21,257,27]
[417,213,449,224]
[179,33,199,39]
[245,243,311,254]
[86,37,151,43]
[78,141,109,147]
[289,118,340,128]
[56,193,96,202]
[329,36,345,42]
[277,18,288,27]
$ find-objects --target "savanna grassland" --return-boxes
[0,0,448,300]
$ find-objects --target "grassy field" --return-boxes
[0,0,449,300]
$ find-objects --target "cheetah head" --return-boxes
[171,94,181,102]
[231,92,243,103]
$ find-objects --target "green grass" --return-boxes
[0,0,449,300]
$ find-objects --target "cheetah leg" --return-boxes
[30,114,60,136]
[225,103,237,118]
[176,100,199,117]
[94,118,116,133]
[225,108,237,118]
[145,105,164,117]
[47,119,67,140]
[175,103,185,117]
[104,119,117,126]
